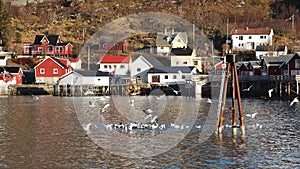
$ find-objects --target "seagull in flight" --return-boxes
[89,101,96,107]
[101,103,110,113]
[268,88,274,98]
[168,87,181,95]
[31,94,39,100]
[143,108,154,120]
[206,98,212,104]
[131,92,140,96]
[246,112,258,118]
[290,97,299,106]
[242,84,253,92]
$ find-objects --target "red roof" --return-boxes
[69,57,79,62]
[231,27,272,35]
[99,55,130,63]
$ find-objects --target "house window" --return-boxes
[260,36,266,39]
[53,68,58,74]
[104,65,107,68]
[38,47,43,52]
[103,43,107,48]
[173,75,177,79]
[48,46,53,52]
[182,75,185,79]
[137,68,141,72]
[239,36,243,40]
[56,46,63,53]
[114,65,117,68]
[193,61,198,65]
[165,75,168,79]
[249,36,252,39]
[160,47,163,49]
[295,59,300,69]
[40,68,45,74]
[120,65,125,68]
[183,61,188,64]
[176,61,179,65]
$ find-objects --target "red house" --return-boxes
[99,39,128,53]
[0,67,23,85]
[279,52,300,75]
[34,57,72,84]
[24,35,73,57]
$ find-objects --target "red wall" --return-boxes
[35,58,69,77]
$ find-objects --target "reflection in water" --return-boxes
[0,96,299,168]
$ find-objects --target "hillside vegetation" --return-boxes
[2,0,300,55]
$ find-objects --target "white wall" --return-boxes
[148,72,190,84]
[58,73,109,86]
[232,34,273,51]
[98,63,129,76]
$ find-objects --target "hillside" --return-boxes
[3,0,300,55]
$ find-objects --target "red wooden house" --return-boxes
[0,67,23,85]
[24,35,73,57]
[34,57,72,84]
[99,39,128,53]
[260,55,294,75]
[279,52,300,76]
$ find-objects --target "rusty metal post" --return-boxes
[218,54,245,135]
[233,62,245,135]
[218,62,230,134]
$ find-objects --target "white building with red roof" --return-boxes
[231,27,274,52]
[97,55,131,75]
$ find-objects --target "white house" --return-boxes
[97,55,131,76]
[156,31,188,55]
[231,27,274,52]
[0,56,7,66]
[69,57,82,70]
[130,55,164,82]
[255,45,288,59]
[147,66,200,84]
[170,47,203,73]
[57,70,110,86]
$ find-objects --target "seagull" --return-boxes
[206,98,212,104]
[143,108,154,120]
[150,115,158,123]
[268,88,274,98]
[131,92,140,96]
[195,124,202,129]
[242,84,253,92]
[246,112,258,118]
[89,101,96,107]
[101,103,110,113]
[170,87,181,95]
[290,97,299,106]
[31,94,39,100]
[84,123,92,132]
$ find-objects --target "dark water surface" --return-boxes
[0,96,299,168]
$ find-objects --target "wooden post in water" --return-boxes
[218,54,245,135]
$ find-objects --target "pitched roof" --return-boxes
[99,55,130,63]
[0,56,6,59]
[0,67,22,74]
[34,57,69,69]
[170,46,193,56]
[139,55,164,67]
[156,33,172,47]
[33,35,60,45]
[75,70,110,76]
[262,54,294,65]
[231,27,273,35]
[148,66,197,73]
